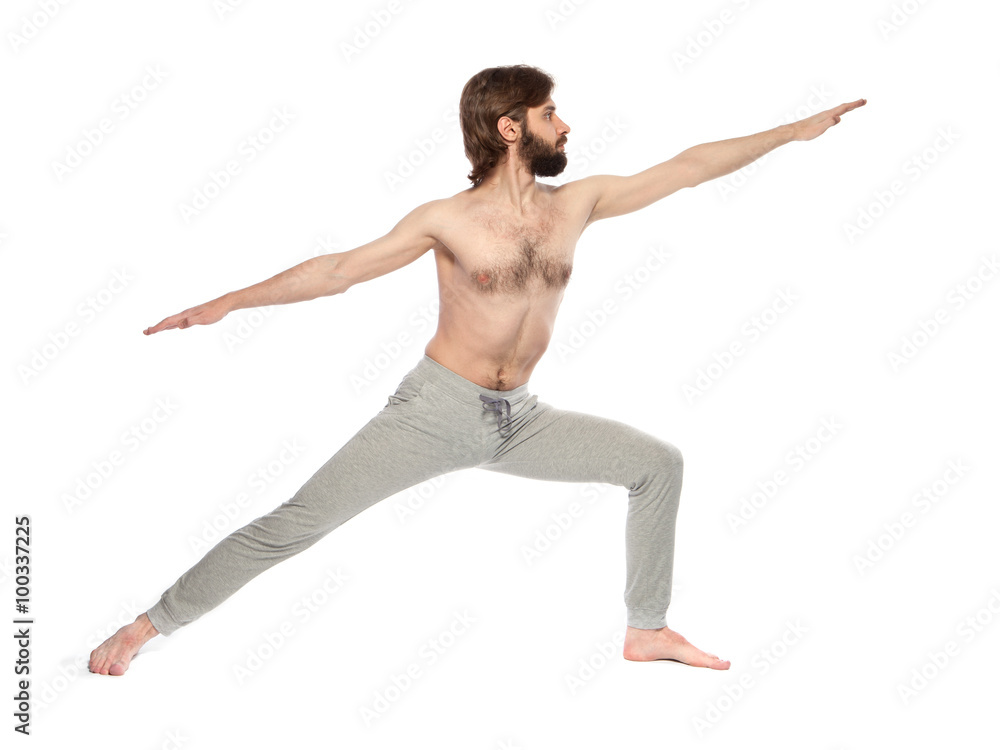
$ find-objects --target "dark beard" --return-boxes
[518,121,567,177]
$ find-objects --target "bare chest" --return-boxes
[453,207,575,295]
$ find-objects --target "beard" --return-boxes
[518,121,567,177]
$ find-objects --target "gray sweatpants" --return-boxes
[145,354,683,635]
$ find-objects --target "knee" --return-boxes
[624,440,682,490]
[658,441,683,476]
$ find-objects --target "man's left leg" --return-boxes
[477,395,730,669]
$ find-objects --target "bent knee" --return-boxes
[658,441,683,474]
[624,439,682,488]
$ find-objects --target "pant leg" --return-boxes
[145,368,476,636]
[478,399,683,630]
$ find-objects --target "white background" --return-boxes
[3,0,998,747]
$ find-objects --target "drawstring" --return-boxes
[479,394,512,433]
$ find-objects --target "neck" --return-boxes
[478,156,542,214]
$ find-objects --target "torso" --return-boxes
[424,182,592,390]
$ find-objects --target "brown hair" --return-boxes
[459,64,555,187]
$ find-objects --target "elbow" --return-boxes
[673,155,703,189]
[313,254,352,297]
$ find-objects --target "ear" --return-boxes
[496,115,520,146]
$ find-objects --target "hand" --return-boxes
[143,298,229,335]
[791,98,867,141]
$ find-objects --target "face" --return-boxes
[517,98,570,177]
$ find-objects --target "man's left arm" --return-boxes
[583,98,867,224]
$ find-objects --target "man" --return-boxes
[89,64,865,675]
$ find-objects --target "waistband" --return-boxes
[413,354,532,405]
[412,354,533,434]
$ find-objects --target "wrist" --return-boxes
[216,291,240,315]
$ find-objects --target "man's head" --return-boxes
[460,64,570,187]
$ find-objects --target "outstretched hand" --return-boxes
[144,299,228,335]
[792,98,867,141]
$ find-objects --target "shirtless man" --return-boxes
[89,64,865,676]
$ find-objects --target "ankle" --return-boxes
[131,614,159,640]
[626,625,666,636]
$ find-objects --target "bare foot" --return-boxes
[89,613,159,676]
[623,625,730,669]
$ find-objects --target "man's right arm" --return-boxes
[143,200,442,335]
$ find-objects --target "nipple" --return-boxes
[477,272,490,284]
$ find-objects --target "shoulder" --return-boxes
[544,177,603,206]
[415,190,474,221]
[541,178,603,223]
[422,187,494,224]
[394,196,455,234]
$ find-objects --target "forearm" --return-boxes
[678,122,796,186]
[220,255,346,313]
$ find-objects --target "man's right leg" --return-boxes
[90,365,475,674]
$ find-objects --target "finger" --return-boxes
[145,316,181,335]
